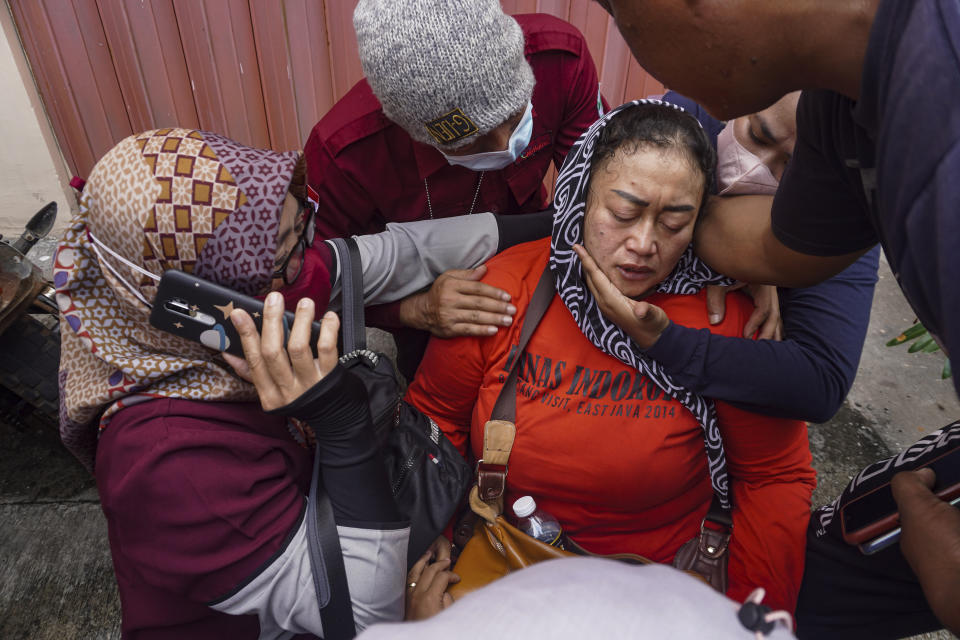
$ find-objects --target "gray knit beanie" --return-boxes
[354,0,535,150]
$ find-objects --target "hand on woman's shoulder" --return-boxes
[651,289,757,338]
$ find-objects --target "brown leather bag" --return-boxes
[671,501,732,593]
[450,515,571,598]
[448,476,574,599]
[449,416,656,600]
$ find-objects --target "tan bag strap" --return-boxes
[474,265,555,520]
[490,265,555,423]
[481,419,516,466]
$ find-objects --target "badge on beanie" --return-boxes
[425,108,479,144]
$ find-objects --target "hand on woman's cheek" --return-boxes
[574,243,669,349]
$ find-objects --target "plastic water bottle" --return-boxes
[513,496,566,549]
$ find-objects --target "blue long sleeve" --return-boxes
[662,91,724,150]
[646,246,880,422]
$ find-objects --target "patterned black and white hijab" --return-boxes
[549,99,735,509]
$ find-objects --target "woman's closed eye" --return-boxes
[610,209,639,223]
[658,212,693,232]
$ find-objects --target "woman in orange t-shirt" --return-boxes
[405,101,816,614]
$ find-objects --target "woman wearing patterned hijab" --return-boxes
[56,128,408,637]
[406,102,816,614]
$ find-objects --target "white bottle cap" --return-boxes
[513,495,536,518]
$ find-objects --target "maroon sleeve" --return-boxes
[95,399,310,604]
[550,32,604,168]
[366,300,405,330]
[303,128,382,241]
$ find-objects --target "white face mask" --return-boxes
[716,121,780,196]
[85,230,160,309]
[442,102,533,171]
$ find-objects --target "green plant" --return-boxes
[886,322,952,379]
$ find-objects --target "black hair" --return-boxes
[588,102,716,214]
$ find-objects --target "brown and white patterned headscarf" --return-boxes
[55,128,299,471]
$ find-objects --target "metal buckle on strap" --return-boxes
[698,517,732,559]
[476,459,508,502]
[474,459,508,475]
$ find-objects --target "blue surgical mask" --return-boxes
[442,102,533,171]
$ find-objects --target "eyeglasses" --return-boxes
[272,199,315,286]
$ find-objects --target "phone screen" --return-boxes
[841,483,898,535]
[841,444,960,541]
[859,494,960,555]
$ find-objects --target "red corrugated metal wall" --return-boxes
[9,0,664,179]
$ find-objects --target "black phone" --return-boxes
[859,494,960,555]
[149,269,322,359]
[840,444,960,547]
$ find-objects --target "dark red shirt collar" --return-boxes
[412,140,449,180]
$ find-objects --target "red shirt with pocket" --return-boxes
[405,239,817,614]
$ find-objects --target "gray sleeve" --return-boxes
[210,517,409,638]
[326,212,499,310]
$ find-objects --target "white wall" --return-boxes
[0,2,75,240]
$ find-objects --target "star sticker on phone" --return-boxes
[213,301,235,319]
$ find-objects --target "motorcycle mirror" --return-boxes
[12,202,57,255]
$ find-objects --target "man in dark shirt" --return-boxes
[593,0,960,636]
